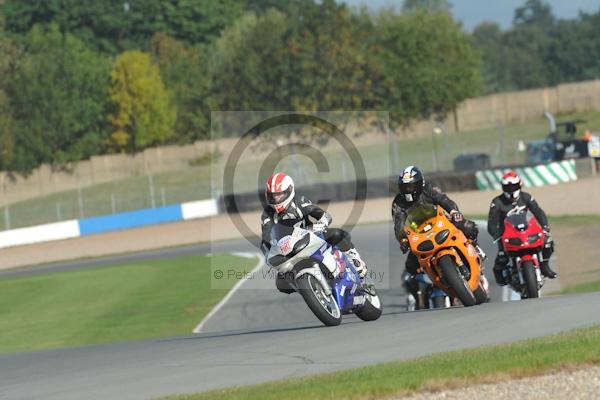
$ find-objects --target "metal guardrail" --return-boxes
[219,171,479,214]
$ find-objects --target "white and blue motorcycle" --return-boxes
[266,223,382,326]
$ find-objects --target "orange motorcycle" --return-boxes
[402,201,488,307]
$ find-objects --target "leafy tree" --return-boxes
[474,0,563,91]
[283,0,374,111]
[108,50,176,152]
[2,0,244,53]
[513,0,554,30]
[210,2,479,127]
[0,17,20,170]
[371,10,481,124]
[545,12,600,85]
[209,1,375,113]
[242,0,298,13]
[402,0,452,14]
[208,9,289,112]
[6,24,109,172]
[151,33,209,142]
[472,22,504,92]
[501,25,551,89]
[163,0,244,45]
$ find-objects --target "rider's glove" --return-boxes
[311,222,327,233]
[400,238,409,254]
[450,210,464,223]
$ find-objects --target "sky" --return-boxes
[341,0,600,30]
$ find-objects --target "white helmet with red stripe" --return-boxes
[265,172,295,213]
[501,171,521,200]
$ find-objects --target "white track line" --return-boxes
[193,252,265,333]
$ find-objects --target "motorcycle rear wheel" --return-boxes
[438,255,476,307]
[431,296,447,308]
[355,287,382,321]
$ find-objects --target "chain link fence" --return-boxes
[0,178,212,231]
[3,112,598,231]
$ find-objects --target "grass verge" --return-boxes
[0,254,256,354]
[546,214,600,227]
[162,325,600,400]
[561,280,600,294]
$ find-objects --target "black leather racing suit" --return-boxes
[487,192,554,280]
[392,183,479,295]
[261,195,355,293]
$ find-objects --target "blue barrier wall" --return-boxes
[0,199,219,249]
[79,205,183,236]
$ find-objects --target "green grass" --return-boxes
[0,254,256,354]
[3,111,600,230]
[164,325,600,400]
[546,214,600,227]
[561,280,600,294]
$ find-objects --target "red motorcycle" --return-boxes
[501,210,545,299]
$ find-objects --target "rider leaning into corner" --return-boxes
[391,166,487,298]
[260,172,368,293]
[487,171,557,285]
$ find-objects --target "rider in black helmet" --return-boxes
[391,166,485,302]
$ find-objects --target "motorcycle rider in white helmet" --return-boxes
[488,171,557,285]
[260,172,368,293]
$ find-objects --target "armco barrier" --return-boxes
[475,160,577,190]
[0,168,492,250]
[0,199,218,249]
[0,169,485,250]
[220,171,478,214]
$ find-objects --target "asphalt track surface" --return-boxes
[2,223,598,400]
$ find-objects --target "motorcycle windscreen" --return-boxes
[268,223,311,266]
[270,223,295,243]
[404,201,438,233]
[505,211,530,231]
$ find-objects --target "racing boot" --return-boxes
[345,248,367,279]
[493,265,508,286]
[493,251,509,286]
[540,261,557,279]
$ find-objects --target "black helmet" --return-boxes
[398,165,424,204]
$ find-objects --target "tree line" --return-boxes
[473,0,600,92]
[0,0,596,173]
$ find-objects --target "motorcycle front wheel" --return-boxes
[297,274,342,326]
[473,284,489,304]
[438,255,476,307]
[521,261,540,299]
